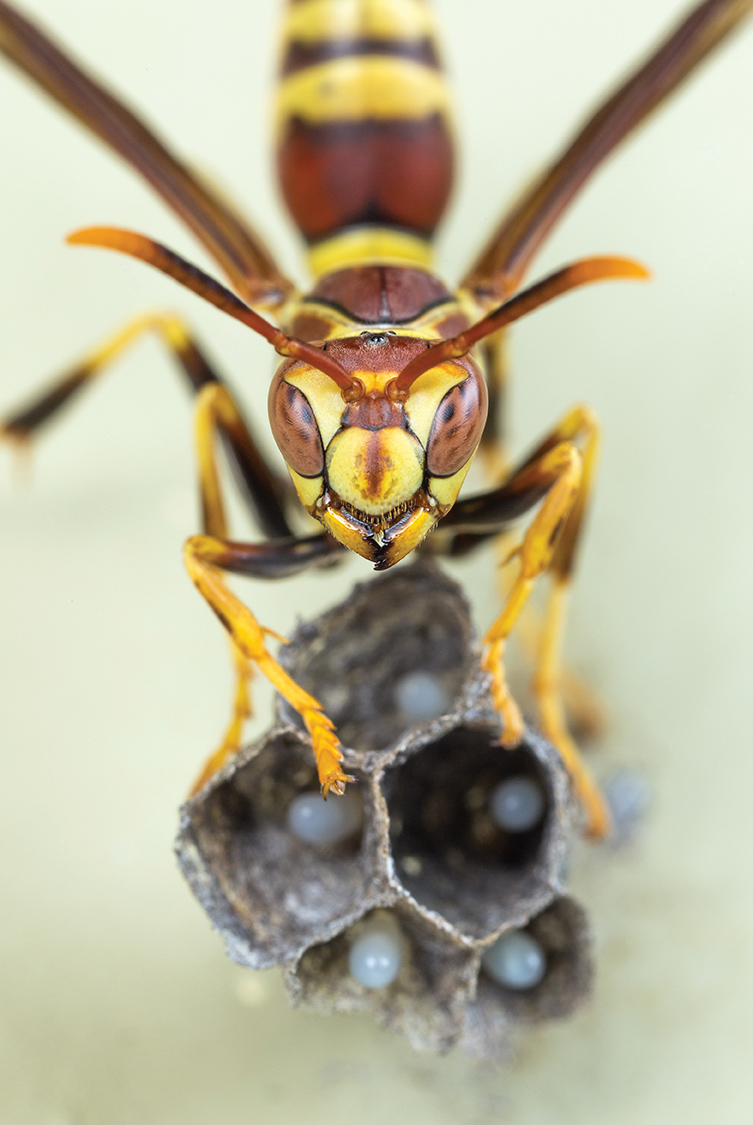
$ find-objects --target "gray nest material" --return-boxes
[176,560,593,1056]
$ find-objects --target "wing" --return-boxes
[0,0,293,308]
[462,0,753,302]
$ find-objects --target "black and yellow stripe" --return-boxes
[275,0,455,272]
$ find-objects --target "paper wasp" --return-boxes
[1,0,750,839]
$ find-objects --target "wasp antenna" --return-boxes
[67,227,356,391]
[393,255,650,392]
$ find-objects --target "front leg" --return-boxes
[184,533,351,797]
[189,381,348,796]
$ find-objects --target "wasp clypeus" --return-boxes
[1,0,750,838]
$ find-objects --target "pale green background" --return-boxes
[1,1,752,1122]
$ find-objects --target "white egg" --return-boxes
[348,914,405,989]
[489,776,545,832]
[286,789,363,846]
[394,670,448,722]
[482,930,546,990]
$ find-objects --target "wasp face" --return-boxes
[268,334,487,568]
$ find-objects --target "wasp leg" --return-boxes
[516,407,609,835]
[191,381,253,792]
[189,381,349,797]
[514,607,608,740]
[497,403,607,739]
[434,406,609,837]
[183,532,349,798]
[479,442,581,742]
[0,311,292,539]
[477,317,605,736]
[486,544,607,740]
[525,407,609,757]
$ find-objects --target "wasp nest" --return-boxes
[176,561,592,1057]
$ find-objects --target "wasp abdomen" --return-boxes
[275,0,455,270]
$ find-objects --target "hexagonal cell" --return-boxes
[176,560,589,1058]
[176,726,379,968]
[278,560,477,753]
[464,897,593,1056]
[381,721,571,940]
[286,904,479,1053]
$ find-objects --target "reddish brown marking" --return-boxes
[268,368,325,477]
[324,333,428,374]
[309,267,452,323]
[288,312,336,341]
[434,312,472,338]
[361,431,387,501]
[277,116,454,242]
[342,389,406,431]
[426,370,488,477]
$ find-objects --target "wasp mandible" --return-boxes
[1,0,750,837]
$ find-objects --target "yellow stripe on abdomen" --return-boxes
[276,55,449,125]
[275,0,455,250]
[283,0,437,45]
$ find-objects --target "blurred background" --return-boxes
[1,1,752,1121]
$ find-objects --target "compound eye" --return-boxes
[426,372,487,477]
[268,370,324,477]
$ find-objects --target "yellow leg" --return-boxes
[188,643,253,796]
[481,406,611,838]
[482,440,582,742]
[512,405,608,739]
[535,406,610,835]
[2,308,292,540]
[2,312,312,795]
[480,337,606,738]
[188,384,352,797]
[184,536,352,797]
[495,548,608,738]
[1,311,199,447]
[533,579,610,838]
[189,384,256,795]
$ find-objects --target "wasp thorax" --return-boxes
[268,339,487,568]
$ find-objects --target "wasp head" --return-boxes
[268,333,487,568]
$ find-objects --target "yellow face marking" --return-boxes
[287,467,323,510]
[283,0,438,44]
[276,57,450,126]
[404,361,470,447]
[308,227,434,278]
[428,462,473,510]
[327,426,424,515]
[285,365,345,449]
